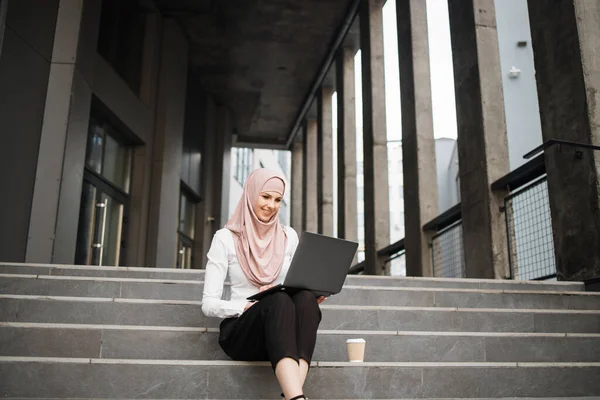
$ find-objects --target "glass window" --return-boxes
[84,119,132,193]
[277,151,289,176]
[102,130,132,192]
[86,119,104,174]
[97,0,146,93]
[178,190,196,240]
[279,200,288,225]
[233,147,253,185]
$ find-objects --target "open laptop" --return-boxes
[247,232,359,301]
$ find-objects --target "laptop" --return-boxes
[247,232,359,301]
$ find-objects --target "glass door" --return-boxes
[76,177,128,266]
[75,114,132,266]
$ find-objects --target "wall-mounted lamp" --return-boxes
[508,66,521,79]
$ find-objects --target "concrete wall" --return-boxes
[0,0,59,261]
[494,0,543,170]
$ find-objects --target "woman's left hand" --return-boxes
[317,296,328,305]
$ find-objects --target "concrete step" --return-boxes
[0,358,599,398]
[2,274,598,310]
[2,295,600,333]
[0,262,585,292]
[2,323,600,363]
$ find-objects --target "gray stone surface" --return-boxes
[1,362,599,398]
[533,313,600,333]
[0,327,101,358]
[484,336,600,362]
[2,275,597,310]
[100,330,226,360]
[0,298,214,328]
[451,310,534,333]
[5,327,600,363]
[0,264,587,292]
[420,366,600,398]
[0,277,122,298]
[432,291,573,309]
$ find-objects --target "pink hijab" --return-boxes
[225,168,288,287]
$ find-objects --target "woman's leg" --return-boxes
[291,290,322,387]
[218,292,305,399]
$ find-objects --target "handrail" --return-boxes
[491,153,546,192]
[523,139,600,160]
[422,203,462,232]
[348,238,405,275]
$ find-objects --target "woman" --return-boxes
[202,168,325,400]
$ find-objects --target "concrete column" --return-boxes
[448,0,510,279]
[396,0,438,277]
[317,86,335,236]
[198,97,218,267]
[527,0,600,281]
[126,13,162,266]
[336,47,358,243]
[303,119,318,233]
[19,0,100,264]
[214,106,233,228]
[0,0,7,55]
[146,20,189,268]
[360,0,391,275]
[291,140,304,234]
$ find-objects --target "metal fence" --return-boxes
[385,249,406,276]
[431,221,465,278]
[505,176,556,280]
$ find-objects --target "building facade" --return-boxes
[0,0,598,286]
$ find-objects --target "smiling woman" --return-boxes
[202,168,324,400]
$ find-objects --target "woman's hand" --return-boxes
[258,283,276,293]
[244,301,256,312]
[317,296,328,305]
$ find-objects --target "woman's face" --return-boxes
[254,191,282,222]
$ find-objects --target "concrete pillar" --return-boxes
[16,0,100,264]
[198,97,218,267]
[303,119,318,233]
[146,19,189,268]
[126,13,162,266]
[317,86,335,236]
[0,0,7,55]
[291,140,304,234]
[214,106,233,228]
[336,47,358,243]
[396,0,438,277]
[527,0,600,282]
[359,0,391,275]
[448,0,510,279]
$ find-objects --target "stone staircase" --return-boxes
[0,262,599,399]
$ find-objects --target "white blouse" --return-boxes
[201,226,300,319]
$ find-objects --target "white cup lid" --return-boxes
[346,338,366,343]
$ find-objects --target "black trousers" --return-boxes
[219,290,322,370]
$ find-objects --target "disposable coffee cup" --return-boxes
[346,338,366,362]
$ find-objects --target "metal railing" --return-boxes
[348,239,405,275]
[504,175,555,280]
[423,203,465,278]
[431,221,465,278]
